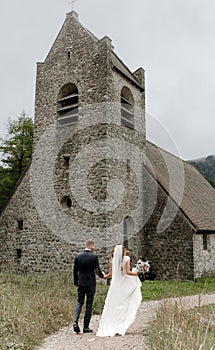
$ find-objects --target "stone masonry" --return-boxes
[0,11,145,273]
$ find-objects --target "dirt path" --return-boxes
[36,293,215,350]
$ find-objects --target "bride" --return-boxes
[96,244,142,337]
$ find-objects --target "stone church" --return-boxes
[0,11,215,280]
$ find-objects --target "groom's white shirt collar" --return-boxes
[84,248,91,251]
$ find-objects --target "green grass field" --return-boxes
[0,273,215,350]
[141,277,215,301]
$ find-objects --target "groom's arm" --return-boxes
[73,255,79,286]
[103,261,112,279]
[94,255,104,279]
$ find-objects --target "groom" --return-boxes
[73,239,105,333]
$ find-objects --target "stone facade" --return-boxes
[0,11,145,273]
[0,169,78,273]
[0,11,215,279]
[193,233,215,277]
[142,168,194,280]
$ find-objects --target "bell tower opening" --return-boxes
[121,86,134,129]
[57,83,79,126]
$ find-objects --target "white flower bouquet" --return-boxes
[132,259,150,274]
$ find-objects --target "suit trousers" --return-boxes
[74,285,95,328]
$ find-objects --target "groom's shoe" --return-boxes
[73,321,80,334]
[83,328,93,333]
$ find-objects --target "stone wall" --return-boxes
[0,169,78,274]
[0,11,146,274]
[31,10,146,252]
[0,157,112,274]
[193,233,215,277]
[142,168,195,280]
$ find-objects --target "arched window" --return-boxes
[57,83,78,126]
[121,87,134,129]
[123,216,134,249]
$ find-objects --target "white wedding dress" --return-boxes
[96,245,142,337]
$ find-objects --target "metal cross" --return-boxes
[69,0,78,11]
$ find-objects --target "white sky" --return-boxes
[0,0,214,160]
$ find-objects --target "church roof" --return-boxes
[111,51,144,89]
[146,141,215,232]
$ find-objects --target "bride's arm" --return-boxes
[103,261,112,279]
[125,259,139,276]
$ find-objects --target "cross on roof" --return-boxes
[69,0,78,11]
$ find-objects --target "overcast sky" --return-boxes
[0,0,214,160]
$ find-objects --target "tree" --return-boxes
[0,112,33,211]
[0,166,16,210]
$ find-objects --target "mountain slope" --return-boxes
[188,155,215,187]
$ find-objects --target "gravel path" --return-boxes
[36,293,215,350]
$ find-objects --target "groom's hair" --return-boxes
[85,239,95,248]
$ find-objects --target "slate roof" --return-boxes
[146,141,215,232]
[111,52,144,89]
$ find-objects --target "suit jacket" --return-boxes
[73,250,104,288]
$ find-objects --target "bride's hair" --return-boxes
[109,247,114,260]
[122,245,126,258]
[111,244,126,259]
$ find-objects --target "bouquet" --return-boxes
[132,259,150,275]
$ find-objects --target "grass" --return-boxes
[146,303,215,350]
[0,273,76,350]
[141,277,215,301]
[0,273,215,350]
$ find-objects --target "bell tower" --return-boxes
[32,11,146,252]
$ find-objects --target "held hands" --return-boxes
[103,270,138,278]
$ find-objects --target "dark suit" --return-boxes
[73,249,104,329]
